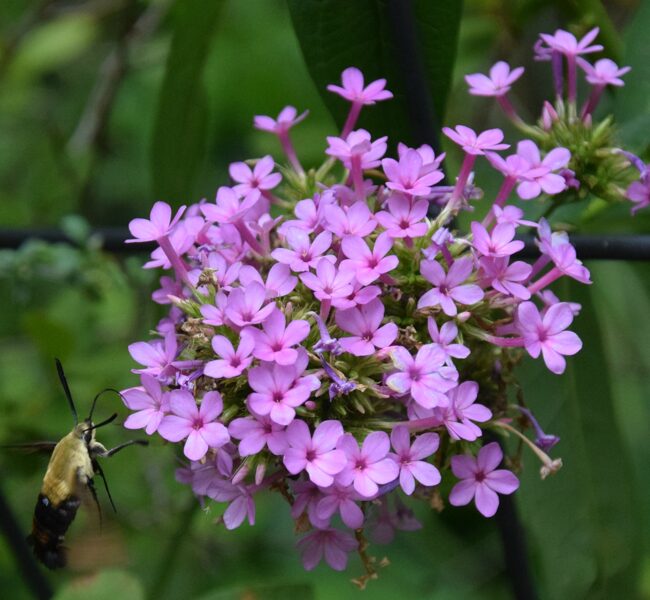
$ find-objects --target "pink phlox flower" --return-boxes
[397,142,445,173]
[449,442,519,517]
[242,308,310,365]
[538,289,581,316]
[335,298,398,356]
[422,227,455,261]
[272,228,334,273]
[278,195,333,236]
[626,179,650,214]
[345,281,382,307]
[479,256,532,300]
[537,220,591,284]
[283,419,347,487]
[126,201,186,243]
[208,479,256,530]
[516,301,582,374]
[442,126,509,155]
[439,381,492,441]
[465,61,525,97]
[493,205,538,228]
[337,431,399,498]
[515,140,571,199]
[389,426,441,495]
[327,67,393,105]
[158,390,230,461]
[331,180,377,207]
[254,105,308,134]
[382,149,444,196]
[152,275,185,305]
[418,256,485,316]
[204,222,246,263]
[228,412,288,457]
[224,282,276,327]
[577,57,630,87]
[128,331,181,383]
[296,527,358,571]
[300,258,355,309]
[200,186,260,225]
[200,290,229,326]
[144,216,203,269]
[229,155,281,196]
[177,453,233,498]
[122,374,169,435]
[485,151,537,181]
[427,318,470,364]
[291,481,329,528]
[323,201,376,238]
[239,263,298,299]
[316,483,365,529]
[191,252,240,290]
[247,360,319,425]
[538,27,603,59]
[340,231,399,285]
[325,129,387,170]
[386,344,457,409]
[367,497,421,545]
[375,194,429,239]
[204,334,254,379]
[471,221,524,257]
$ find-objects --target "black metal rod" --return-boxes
[2,228,650,261]
[0,480,53,600]
[493,492,539,600]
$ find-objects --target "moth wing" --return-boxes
[0,441,58,455]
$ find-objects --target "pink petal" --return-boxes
[169,390,198,420]
[477,442,503,472]
[184,430,209,461]
[408,461,441,487]
[449,479,477,506]
[485,469,519,494]
[474,483,499,517]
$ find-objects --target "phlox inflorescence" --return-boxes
[120,28,641,579]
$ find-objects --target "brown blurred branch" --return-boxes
[0,0,57,80]
[68,0,171,154]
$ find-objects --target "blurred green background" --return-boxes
[0,1,649,598]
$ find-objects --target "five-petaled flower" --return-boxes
[449,442,519,517]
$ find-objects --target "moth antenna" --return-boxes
[88,388,124,421]
[85,413,118,432]
[55,359,78,425]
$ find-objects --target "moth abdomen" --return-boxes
[29,493,81,569]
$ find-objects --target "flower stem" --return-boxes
[341,102,362,138]
[527,266,562,295]
[491,421,562,479]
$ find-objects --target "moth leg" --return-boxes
[92,460,117,514]
[99,439,148,458]
[86,475,103,527]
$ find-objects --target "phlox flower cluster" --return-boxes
[465,27,648,215]
[122,61,589,578]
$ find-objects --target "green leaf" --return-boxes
[196,583,315,600]
[517,280,642,597]
[287,0,462,148]
[613,0,650,149]
[151,0,225,202]
[53,569,144,600]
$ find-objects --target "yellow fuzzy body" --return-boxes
[40,427,94,507]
